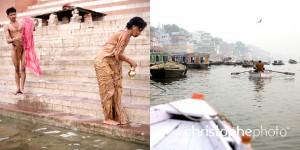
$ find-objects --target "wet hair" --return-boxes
[126,17,147,30]
[6,7,16,15]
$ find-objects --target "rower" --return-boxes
[254,60,265,72]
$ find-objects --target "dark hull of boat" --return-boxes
[150,68,187,78]
[224,62,238,65]
[272,63,284,65]
[242,64,254,68]
[210,61,224,65]
[186,64,209,69]
[289,61,297,64]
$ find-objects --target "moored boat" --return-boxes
[185,52,210,69]
[288,59,297,64]
[151,93,252,150]
[209,60,224,65]
[224,61,238,66]
[249,70,272,79]
[242,61,254,68]
[272,60,284,65]
[150,61,187,78]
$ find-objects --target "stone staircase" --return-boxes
[0,14,150,127]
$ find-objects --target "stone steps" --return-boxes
[0,68,149,87]
[0,50,149,59]
[0,88,149,124]
[0,55,150,66]
[0,77,149,100]
[0,5,150,128]
[0,61,150,71]
[0,61,150,75]
[0,37,150,48]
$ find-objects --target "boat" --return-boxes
[209,60,224,65]
[263,61,270,65]
[151,93,252,150]
[249,70,272,79]
[150,52,169,66]
[272,60,284,65]
[224,61,238,66]
[150,61,188,78]
[242,63,254,68]
[288,59,297,64]
[185,52,210,69]
[171,52,186,65]
[241,61,254,68]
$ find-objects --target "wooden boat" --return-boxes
[185,52,210,69]
[150,52,169,66]
[249,70,272,79]
[186,63,210,69]
[241,60,254,68]
[288,59,297,64]
[242,64,253,68]
[224,61,237,66]
[151,94,252,150]
[272,60,284,65]
[150,61,187,78]
[209,60,224,65]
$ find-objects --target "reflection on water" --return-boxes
[0,116,148,150]
[151,64,300,150]
[250,78,268,92]
[151,76,187,84]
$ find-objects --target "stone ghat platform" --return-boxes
[0,8,150,145]
[0,102,149,145]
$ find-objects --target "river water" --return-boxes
[151,64,300,150]
[0,116,147,150]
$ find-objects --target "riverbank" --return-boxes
[0,102,149,145]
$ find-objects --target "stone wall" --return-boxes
[0,13,150,124]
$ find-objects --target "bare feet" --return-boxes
[103,120,119,125]
[14,90,23,95]
[118,123,127,126]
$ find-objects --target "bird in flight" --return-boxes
[257,19,262,23]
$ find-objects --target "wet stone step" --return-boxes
[0,90,149,124]
[0,104,149,145]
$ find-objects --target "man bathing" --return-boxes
[4,7,26,94]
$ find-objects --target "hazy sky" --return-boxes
[151,0,300,60]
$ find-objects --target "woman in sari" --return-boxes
[94,17,147,125]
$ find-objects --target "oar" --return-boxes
[231,70,250,75]
[268,70,295,75]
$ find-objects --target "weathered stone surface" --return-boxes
[0,103,149,145]
[0,3,150,144]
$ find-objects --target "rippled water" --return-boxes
[0,116,147,150]
[151,64,300,150]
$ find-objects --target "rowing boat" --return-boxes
[150,93,252,150]
[249,70,272,79]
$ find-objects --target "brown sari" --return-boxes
[94,30,130,124]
